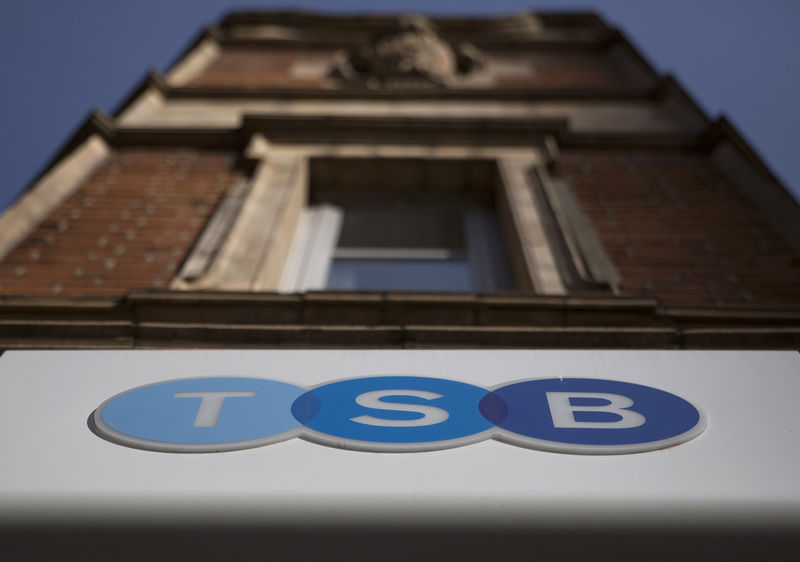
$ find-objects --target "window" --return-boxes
[327,204,471,291]
[173,149,618,296]
[280,158,514,293]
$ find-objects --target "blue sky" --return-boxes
[1,0,798,212]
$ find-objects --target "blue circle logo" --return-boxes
[292,376,494,452]
[92,375,705,454]
[94,377,306,452]
[481,378,705,454]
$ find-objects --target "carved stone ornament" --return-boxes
[332,15,484,89]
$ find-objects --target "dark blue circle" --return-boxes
[481,378,701,447]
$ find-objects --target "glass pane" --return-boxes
[336,207,465,249]
[327,258,473,292]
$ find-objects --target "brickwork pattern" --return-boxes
[188,47,334,88]
[0,149,243,296]
[560,150,800,308]
[490,50,641,89]
[187,47,641,90]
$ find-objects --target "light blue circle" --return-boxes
[95,377,306,452]
[292,376,493,450]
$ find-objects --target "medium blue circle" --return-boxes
[481,378,701,447]
[98,377,305,446]
[292,376,492,445]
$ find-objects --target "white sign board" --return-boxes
[1,350,799,559]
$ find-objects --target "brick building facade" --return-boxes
[0,11,798,348]
[2,11,800,561]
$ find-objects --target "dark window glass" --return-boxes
[327,258,473,291]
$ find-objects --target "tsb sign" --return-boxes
[93,376,705,454]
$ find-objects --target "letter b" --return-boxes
[545,392,646,429]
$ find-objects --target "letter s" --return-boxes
[350,389,450,427]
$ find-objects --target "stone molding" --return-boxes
[213,11,602,48]
[175,148,305,291]
[531,166,621,293]
[1,292,799,350]
[497,158,565,295]
[166,35,221,86]
[175,141,573,294]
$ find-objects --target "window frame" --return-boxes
[280,203,512,293]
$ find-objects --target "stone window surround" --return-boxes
[173,134,618,295]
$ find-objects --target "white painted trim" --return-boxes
[0,134,110,262]
[281,205,343,292]
[278,211,313,293]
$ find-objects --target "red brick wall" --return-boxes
[188,47,334,88]
[559,150,800,308]
[489,50,642,89]
[0,149,244,296]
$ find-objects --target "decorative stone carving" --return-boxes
[332,15,484,89]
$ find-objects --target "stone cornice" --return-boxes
[213,36,613,51]
[214,10,611,46]
[166,85,656,101]
[106,114,703,151]
[9,101,792,223]
[21,110,114,191]
[217,10,607,29]
[12,107,786,217]
[0,292,798,350]
[700,116,789,190]
[111,71,168,120]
